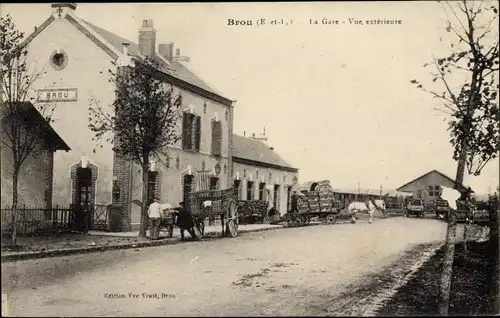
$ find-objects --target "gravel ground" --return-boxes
[2,217,447,317]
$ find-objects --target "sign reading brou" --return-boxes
[37,88,78,102]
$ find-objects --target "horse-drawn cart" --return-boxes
[185,187,239,238]
[159,206,176,238]
[282,180,356,227]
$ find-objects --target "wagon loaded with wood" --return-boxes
[184,170,239,238]
[281,180,356,227]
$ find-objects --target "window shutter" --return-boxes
[216,121,222,155]
[182,112,189,149]
[211,120,222,156]
[195,116,201,151]
[211,120,216,155]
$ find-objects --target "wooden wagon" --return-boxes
[159,207,176,238]
[237,200,268,224]
[184,170,239,238]
[282,180,356,227]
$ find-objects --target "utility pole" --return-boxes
[380,185,383,200]
[355,181,360,202]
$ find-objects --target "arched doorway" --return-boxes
[70,161,98,232]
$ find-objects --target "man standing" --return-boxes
[174,201,197,241]
[148,197,162,240]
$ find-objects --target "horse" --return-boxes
[366,200,377,223]
[374,199,387,217]
[348,201,376,223]
[347,201,368,213]
[202,200,231,237]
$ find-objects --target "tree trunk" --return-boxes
[11,167,19,246]
[139,161,150,238]
[496,202,500,315]
[438,207,458,316]
[438,144,467,316]
[489,196,499,314]
[463,216,468,257]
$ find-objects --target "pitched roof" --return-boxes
[80,19,227,99]
[21,13,232,106]
[330,188,382,196]
[397,169,472,193]
[232,134,298,172]
[383,190,414,197]
[1,102,70,152]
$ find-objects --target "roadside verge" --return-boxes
[1,225,280,263]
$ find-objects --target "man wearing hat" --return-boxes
[147,197,162,240]
[174,201,197,241]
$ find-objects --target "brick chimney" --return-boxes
[121,42,130,55]
[158,42,174,62]
[173,48,190,64]
[138,19,156,59]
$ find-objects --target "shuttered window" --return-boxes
[147,171,158,205]
[182,112,201,152]
[211,120,222,156]
[182,112,190,150]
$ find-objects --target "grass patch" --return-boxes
[376,241,496,316]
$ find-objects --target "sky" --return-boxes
[2,2,499,194]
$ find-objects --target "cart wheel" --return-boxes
[225,199,238,238]
[296,215,306,226]
[306,216,311,225]
[326,214,336,224]
[193,219,204,238]
[199,220,205,235]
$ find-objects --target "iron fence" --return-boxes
[92,204,109,231]
[0,204,112,235]
[1,205,75,235]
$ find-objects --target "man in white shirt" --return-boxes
[148,197,162,240]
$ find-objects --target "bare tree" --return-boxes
[1,14,55,246]
[411,1,499,315]
[88,57,182,238]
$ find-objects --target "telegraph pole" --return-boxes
[356,181,360,202]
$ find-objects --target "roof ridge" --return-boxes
[69,14,122,58]
[176,62,222,96]
[82,18,137,47]
[80,18,229,100]
[397,169,471,192]
[232,134,297,169]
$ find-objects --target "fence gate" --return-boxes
[92,205,108,231]
[72,204,92,233]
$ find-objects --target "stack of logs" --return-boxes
[297,180,339,214]
[237,200,268,221]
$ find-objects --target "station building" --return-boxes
[21,3,298,230]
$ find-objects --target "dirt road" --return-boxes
[2,217,447,316]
